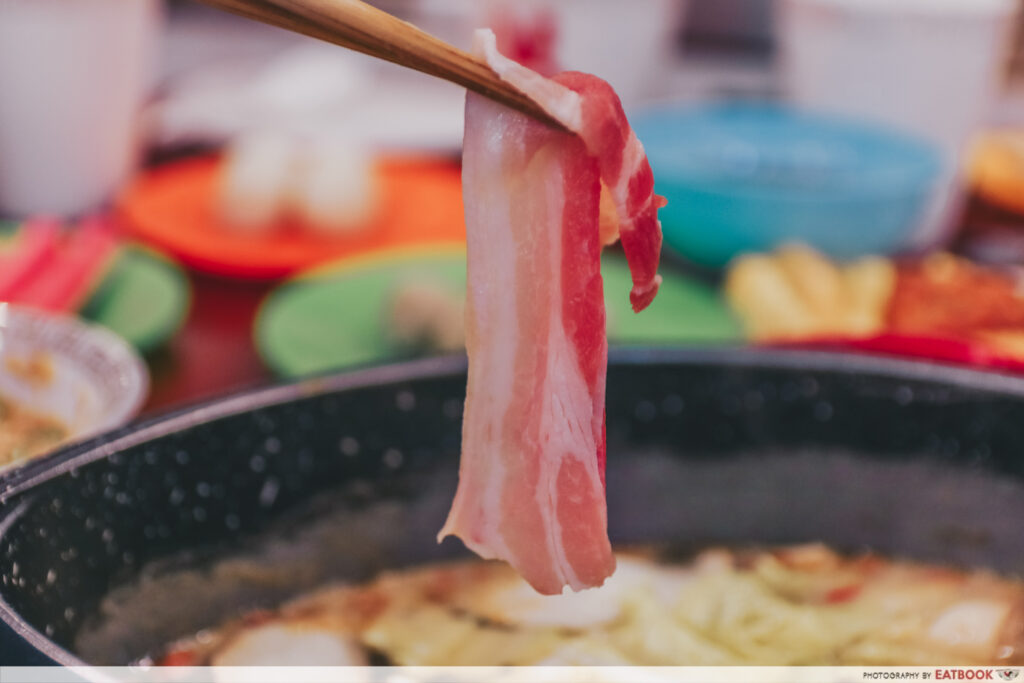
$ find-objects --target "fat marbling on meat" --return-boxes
[438,30,664,595]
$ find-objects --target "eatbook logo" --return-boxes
[997,671,1020,682]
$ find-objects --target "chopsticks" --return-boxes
[196,0,569,132]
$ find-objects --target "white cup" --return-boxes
[779,0,1020,249]
[0,0,162,218]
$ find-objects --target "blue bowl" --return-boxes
[633,102,942,268]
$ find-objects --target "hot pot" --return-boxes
[1,349,1022,665]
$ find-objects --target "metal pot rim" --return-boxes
[5,346,1024,667]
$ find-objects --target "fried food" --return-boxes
[887,252,1024,337]
[725,244,895,341]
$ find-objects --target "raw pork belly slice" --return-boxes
[475,31,665,312]
[438,30,663,595]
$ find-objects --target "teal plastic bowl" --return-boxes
[633,102,942,268]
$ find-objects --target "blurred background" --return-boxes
[1,0,1024,470]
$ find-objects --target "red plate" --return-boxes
[116,155,466,279]
[772,333,1024,374]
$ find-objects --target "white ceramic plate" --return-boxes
[0,305,149,470]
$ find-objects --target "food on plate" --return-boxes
[0,350,68,465]
[0,393,67,466]
[119,156,465,279]
[970,129,1024,215]
[886,252,1024,337]
[975,329,1024,360]
[218,133,295,232]
[0,217,120,313]
[219,132,380,236]
[438,30,664,594]
[725,244,895,341]
[725,245,1024,366]
[5,352,55,388]
[292,142,379,236]
[388,278,465,353]
[154,545,1024,666]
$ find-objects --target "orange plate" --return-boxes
[116,155,466,279]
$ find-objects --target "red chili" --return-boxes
[825,584,862,604]
[158,649,198,667]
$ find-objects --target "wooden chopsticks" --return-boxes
[196,0,568,131]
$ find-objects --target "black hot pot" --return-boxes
[1,349,1023,665]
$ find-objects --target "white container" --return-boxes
[0,305,149,471]
[779,0,1020,249]
[0,0,162,218]
[413,0,689,110]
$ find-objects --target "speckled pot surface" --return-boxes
[1,349,1022,665]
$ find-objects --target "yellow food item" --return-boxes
[970,130,1024,215]
[0,394,67,466]
[842,256,898,336]
[725,244,896,342]
[161,545,1024,667]
[973,330,1024,361]
[724,252,822,340]
[774,244,847,320]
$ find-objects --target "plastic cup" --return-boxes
[0,0,162,218]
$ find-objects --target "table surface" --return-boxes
[142,272,273,415]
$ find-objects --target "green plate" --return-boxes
[256,248,740,378]
[81,245,191,353]
[0,220,188,352]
